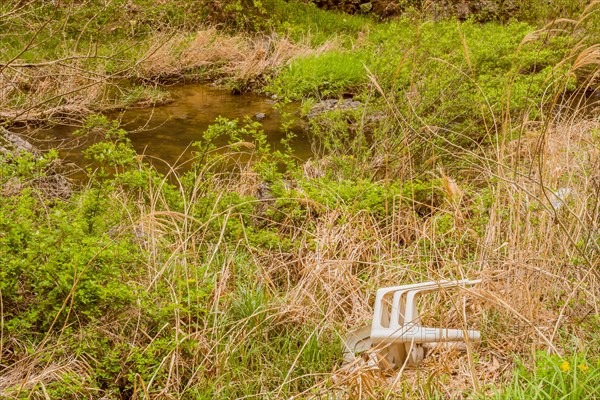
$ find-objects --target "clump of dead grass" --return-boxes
[136,28,334,88]
[1,25,336,125]
[0,62,107,124]
[0,340,92,398]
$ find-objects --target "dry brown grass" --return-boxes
[136,28,333,86]
[278,113,598,397]
[0,62,108,124]
[0,339,92,398]
[274,15,598,393]
[0,27,335,125]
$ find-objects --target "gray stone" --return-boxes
[0,129,38,154]
[456,2,471,17]
[256,182,273,200]
[307,98,363,118]
[1,128,72,199]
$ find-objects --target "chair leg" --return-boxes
[343,325,372,364]
[405,342,425,366]
[378,342,406,369]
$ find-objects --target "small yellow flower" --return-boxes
[578,364,590,372]
[187,278,196,284]
[560,361,570,372]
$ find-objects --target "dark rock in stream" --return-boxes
[1,128,72,199]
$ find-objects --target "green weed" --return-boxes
[269,50,369,99]
[495,352,600,399]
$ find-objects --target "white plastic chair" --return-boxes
[344,279,481,368]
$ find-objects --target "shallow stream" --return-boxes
[40,84,311,173]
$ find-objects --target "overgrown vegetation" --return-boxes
[0,0,343,124]
[1,0,599,399]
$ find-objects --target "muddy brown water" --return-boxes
[38,84,312,174]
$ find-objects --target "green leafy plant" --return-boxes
[496,352,600,399]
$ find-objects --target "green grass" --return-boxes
[267,16,589,155]
[2,93,599,397]
[494,352,600,399]
[269,50,369,99]
[269,18,573,106]
[270,0,372,45]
